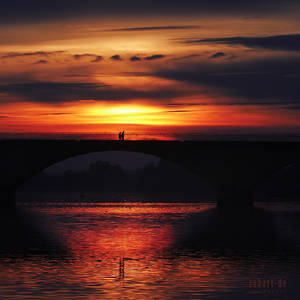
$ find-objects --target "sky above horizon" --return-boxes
[1,0,300,137]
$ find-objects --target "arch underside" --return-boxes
[1,140,300,209]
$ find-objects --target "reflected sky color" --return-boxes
[0,203,299,299]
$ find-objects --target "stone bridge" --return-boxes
[1,139,299,210]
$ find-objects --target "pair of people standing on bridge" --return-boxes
[118,131,125,141]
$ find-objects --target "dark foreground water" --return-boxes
[1,202,300,299]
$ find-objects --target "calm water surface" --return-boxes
[1,202,300,299]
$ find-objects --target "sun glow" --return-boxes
[84,104,168,125]
[103,105,160,115]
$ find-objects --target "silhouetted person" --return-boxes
[118,132,122,141]
[121,131,125,141]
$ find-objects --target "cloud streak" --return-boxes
[0,51,65,60]
[130,56,141,62]
[73,54,103,62]
[110,55,122,61]
[171,54,201,61]
[1,1,299,24]
[107,25,200,32]
[33,59,48,64]
[91,55,103,63]
[185,34,300,51]
[155,57,300,104]
[0,81,187,103]
[144,55,165,61]
[209,52,226,59]
[73,54,95,60]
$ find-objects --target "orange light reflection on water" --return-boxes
[3,203,255,299]
[48,203,236,298]
[56,204,215,256]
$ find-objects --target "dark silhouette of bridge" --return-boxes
[1,139,299,210]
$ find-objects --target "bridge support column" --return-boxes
[217,187,253,210]
[0,189,16,211]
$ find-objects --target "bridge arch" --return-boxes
[1,139,300,210]
[16,150,162,190]
[16,150,215,204]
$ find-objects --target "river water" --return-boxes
[0,202,300,299]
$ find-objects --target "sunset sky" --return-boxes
[1,0,300,137]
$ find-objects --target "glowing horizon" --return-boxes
[1,2,300,138]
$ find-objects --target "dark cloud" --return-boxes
[130,56,141,62]
[91,56,103,63]
[0,71,37,84]
[185,34,300,52]
[0,82,107,103]
[164,101,297,107]
[165,103,201,106]
[110,55,122,61]
[1,1,299,25]
[171,54,201,61]
[0,81,186,103]
[227,55,238,60]
[283,105,300,110]
[144,55,165,61]
[0,115,8,118]
[33,59,48,64]
[107,25,200,32]
[155,57,300,104]
[209,52,226,59]
[73,54,95,60]
[73,54,103,63]
[0,51,64,59]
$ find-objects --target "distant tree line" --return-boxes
[18,160,214,202]
[18,160,300,203]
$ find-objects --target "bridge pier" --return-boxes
[0,190,16,211]
[0,140,299,212]
[216,187,253,210]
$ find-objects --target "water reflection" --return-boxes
[0,203,299,299]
